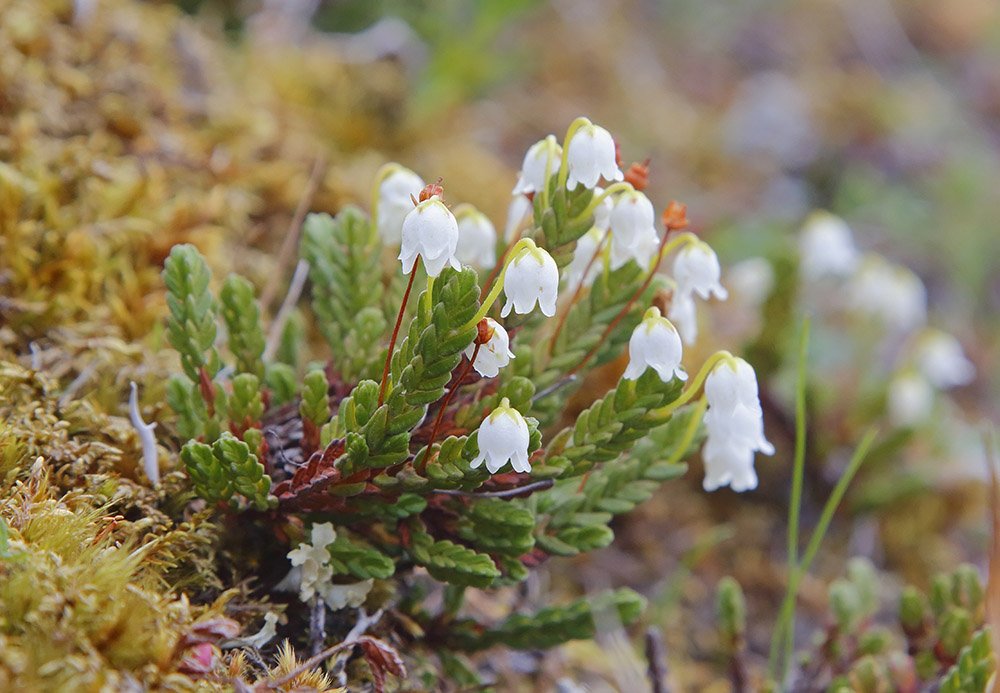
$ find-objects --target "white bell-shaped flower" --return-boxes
[610,224,659,271]
[470,397,531,474]
[398,196,461,277]
[887,371,934,428]
[799,211,859,279]
[623,307,688,383]
[464,318,515,378]
[673,240,728,301]
[610,189,656,251]
[846,255,926,332]
[505,194,533,242]
[700,357,773,493]
[702,436,759,493]
[566,227,605,291]
[455,207,497,268]
[913,329,975,389]
[668,290,699,345]
[704,357,762,410]
[566,119,624,190]
[512,136,561,196]
[501,241,559,317]
[376,165,424,246]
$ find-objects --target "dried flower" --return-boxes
[501,241,559,317]
[470,397,531,474]
[623,307,687,383]
[398,196,461,277]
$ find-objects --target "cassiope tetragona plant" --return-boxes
[161,117,772,683]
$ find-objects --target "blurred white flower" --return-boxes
[887,371,934,428]
[501,242,559,317]
[673,240,728,301]
[455,207,497,268]
[513,136,561,196]
[727,257,775,306]
[847,255,926,332]
[566,227,605,290]
[464,318,514,378]
[798,211,859,279]
[470,397,531,474]
[668,290,699,346]
[376,165,424,246]
[591,186,614,232]
[287,523,337,602]
[566,119,623,190]
[610,189,656,252]
[244,613,279,649]
[398,196,461,277]
[701,357,773,492]
[622,307,687,383]
[913,329,975,389]
[505,194,533,242]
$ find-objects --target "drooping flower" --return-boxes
[610,224,659,271]
[566,119,624,190]
[501,241,559,317]
[673,240,728,301]
[512,136,561,196]
[727,257,775,306]
[887,371,934,428]
[609,189,656,251]
[464,318,515,378]
[798,211,859,279]
[505,194,533,242]
[701,357,773,492]
[398,196,461,277]
[623,307,687,382]
[470,397,531,474]
[376,165,424,245]
[846,255,926,332]
[566,227,605,290]
[454,207,497,268]
[912,329,975,389]
[668,290,699,345]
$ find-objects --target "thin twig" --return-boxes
[263,259,310,362]
[434,479,554,499]
[645,626,670,693]
[260,155,327,311]
[531,374,578,402]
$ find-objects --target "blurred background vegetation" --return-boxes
[2,0,999,689]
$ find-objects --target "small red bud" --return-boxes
[419,177,445,203]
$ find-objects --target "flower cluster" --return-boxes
[701,358,774,492]
[794,212,975,428]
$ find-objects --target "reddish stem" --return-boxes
[565,228,674,379]
[548,229,609,356]
[420,342,481,474]
[378,260,419,407]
